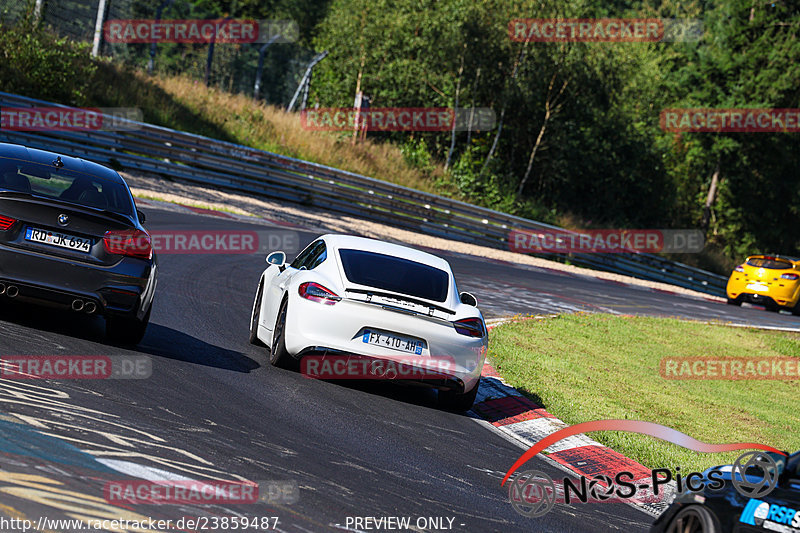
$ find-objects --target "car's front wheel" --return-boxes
[106,306,151,346]
[269,300,293,368]
[439,384,479,412]
[665,505,717,533]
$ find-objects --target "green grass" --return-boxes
[489,314,800,472]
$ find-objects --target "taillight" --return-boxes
[781,273,799,280]
[734,265,744,272]
[0,215,16,231]
[454,317,486,338]
[103,229,152,260]
[298,282,341,305]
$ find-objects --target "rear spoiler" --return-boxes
[345,288,455,315]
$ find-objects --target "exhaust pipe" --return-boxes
[6,286,18,298]
[71,299,84,312]
[84,301,97,314]
[0,283,5,295]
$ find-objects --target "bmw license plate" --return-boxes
[362,330,424,355]
[25,227,91,253]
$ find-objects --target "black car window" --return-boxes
[306,244,327,270]
[0,157,134,216]
[746,258,794,270]
[338,248,450,302]
[291,240,323,269]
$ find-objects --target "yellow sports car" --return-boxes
[726,254,800,314]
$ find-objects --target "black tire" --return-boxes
[269,300,292,368]
[665,505,717,533]
[249,281,265,346]
[765,301,780,312]
[106,306,151,346]
[726,298,741,306]
[791,301,800,316]
[439,384,479,412]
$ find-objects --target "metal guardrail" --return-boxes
[0,91,728,297]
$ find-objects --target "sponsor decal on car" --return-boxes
[740,499,800,531]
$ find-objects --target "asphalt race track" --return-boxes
[1,205,798,533]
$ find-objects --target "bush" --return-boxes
[0,11,96,105]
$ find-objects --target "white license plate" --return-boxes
[362,330,424,355]
[746,283,769,292]
[25,227,92,253]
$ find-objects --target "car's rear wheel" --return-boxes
[726,298,741,306]
[665,505,716,533]
[249,281,265,346]
[106,306,151,346]
[439,384,479,412]
[791,300,800,316]
[269,300,292,368]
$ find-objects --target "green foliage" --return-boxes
[0,9,96,104]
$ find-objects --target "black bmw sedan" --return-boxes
[0,142,156,344]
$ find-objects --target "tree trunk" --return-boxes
[702,164,721,232]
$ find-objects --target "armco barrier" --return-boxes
[0,92,727,297]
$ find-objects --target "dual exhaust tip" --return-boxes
[0,283,96,314]
[71,299,97,314]
[0,283,18,298]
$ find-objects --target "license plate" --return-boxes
[746,283,769,292]
[362,330,424,355]
[25,227,92,253]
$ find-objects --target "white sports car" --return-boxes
[248,234,488,410]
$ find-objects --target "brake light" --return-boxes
[781,273,799,280]
[298,282,341,305]
[0,215,16,231]
[103,229,152,259]
[734,265,744,272]
[454,317,486,338]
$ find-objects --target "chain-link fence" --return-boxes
[1,0,315,107]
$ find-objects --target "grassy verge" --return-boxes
[488,314,800,472]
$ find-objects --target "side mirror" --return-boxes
[460,292,478,307]
[266,251,286,266]
[137,210,147,223]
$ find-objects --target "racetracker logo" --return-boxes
[661,108,800,132]
[103,480,298,505]
[508,229,704,254]
[109,230,299,255]
[301,355,461,381]
[660,356,800,380]
[103,19,298,43]
[509,18,702,42]
[300,107,496,132]
[0,355,151,380]
[0,107,142,131]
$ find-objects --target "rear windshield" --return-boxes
[0,157,134,216]
[747,257,793,270]
[338,249,450,302]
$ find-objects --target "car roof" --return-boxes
[0,142,124,184]
[321,234,452,271]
